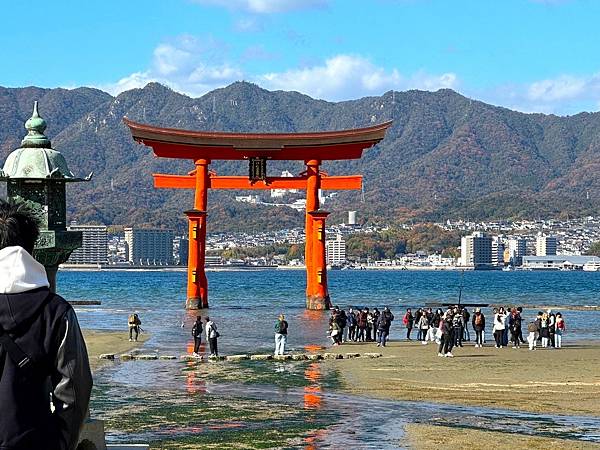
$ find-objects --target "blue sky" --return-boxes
[1,0,599,115]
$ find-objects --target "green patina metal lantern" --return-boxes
[0,102,92,292]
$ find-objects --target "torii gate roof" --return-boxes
[124,118,391,161]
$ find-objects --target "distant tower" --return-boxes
[348,211,357,225]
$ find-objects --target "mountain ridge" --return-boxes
[1,82,599,233]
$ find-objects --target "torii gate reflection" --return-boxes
[124,118,391,310]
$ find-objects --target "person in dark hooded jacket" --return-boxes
[0,200,92,450]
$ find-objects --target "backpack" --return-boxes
[379,314,389,329]
[527,321,538,333]
[128,314,140,326]
[191,321,202,338]
[474,314,483,326]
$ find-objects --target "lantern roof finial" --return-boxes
[22,101,50,148]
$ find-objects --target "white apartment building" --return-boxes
[491,235,505,268]
[460,231,493,268]
[124,228,174,265]
[326,234,346,265]
[508,237,527,266]
[536,233,558,256]
[66,224,108,265]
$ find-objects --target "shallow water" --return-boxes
[61,270,600,447]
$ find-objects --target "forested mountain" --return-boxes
[1,82,600,233]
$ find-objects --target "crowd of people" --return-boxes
[401,305,567,357]
[327,305,395,347]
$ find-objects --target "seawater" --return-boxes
[61,269,600,448]
[66,269,600,353]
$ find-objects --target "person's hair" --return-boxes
[0,199,40,254]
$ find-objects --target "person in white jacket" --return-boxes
[0,200,92,450]
[205,317,219,356]
[493,307,506,348]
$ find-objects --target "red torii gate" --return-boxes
[124,118,391,310]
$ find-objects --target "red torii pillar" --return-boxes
[184,159,210,309]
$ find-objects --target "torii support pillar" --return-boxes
[306,210,331,310]
[184,209,208,309]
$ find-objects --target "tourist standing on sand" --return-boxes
[347,308,357,342]
[452,307,464,347]
[274,314,288,355]
[357,308,368,342]
[0,201,92,450]
[437,312,454,357]
[527,314,540,350]
[403,308,414,341]
[376,306,394,347]
[338,308,348,343]
[418,311,429,345]
[205,316,219,356]
[539,312,550,348]
[493,308,506,348]
[372,308,381,342]
[508,308,522,349]
[555,312,566,348]
[516,307,526,344]
[548,310,557,348]
[472,308,485,347]
[462,307,471,341]
[191,315,203,356]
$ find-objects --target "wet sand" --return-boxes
[324,340,600,448]
[324,340,600,416]
[82,329,148,371]
[404,424,600,449]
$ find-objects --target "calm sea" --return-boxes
[64,269,599,354]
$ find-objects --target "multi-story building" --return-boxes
[178,237,189,266]
[508,237,527,266]
[124,228,174,265]
[66,224,108,265]
[536,233,558,256]
[491,235,505,268]
[326,234,346,266]
[460,231,493,269]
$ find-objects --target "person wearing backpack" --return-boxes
[471,308,485,347]
[527,312,542,350]
[0,200,92,450]
[128,312,142,342]
[191,315,203,356]
[376,306,394,347]
[274,314,289,355]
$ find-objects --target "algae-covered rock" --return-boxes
[306,354,323,360]
[180,354,203,361]
[120,354,134,361]
[159,355,178,360]
[134,354,158,360]
[363,352,383,358]
[322,353,343,360]
[250,354,274,361]
[99,353,115,360]
[345,353,361,358]
[274,354,293,361]
[291,354,308,361]
[208,355,225,362]
[226,354,250,361]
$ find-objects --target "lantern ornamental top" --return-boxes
[0,102,92,182]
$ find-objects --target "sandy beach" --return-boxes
[322,339,600,448]
[82,329,148,371]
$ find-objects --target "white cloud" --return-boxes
[259,55,458,101]
[475,73,600,115]
[192,0,328,14]
[101,35,243,97]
